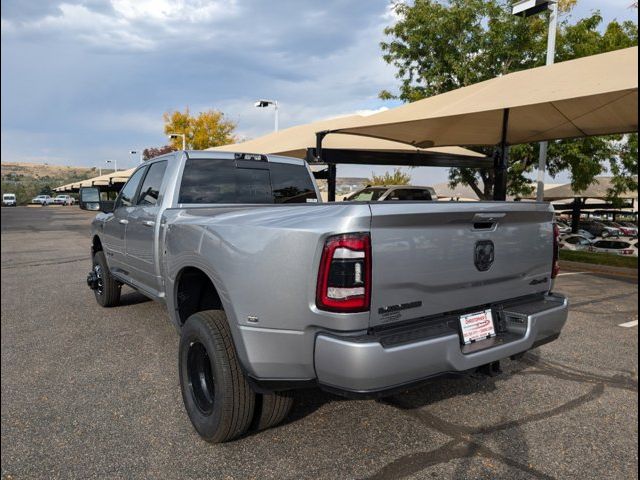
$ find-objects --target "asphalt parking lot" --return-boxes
[1,206,638,480]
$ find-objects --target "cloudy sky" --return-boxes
[1,0,637,184]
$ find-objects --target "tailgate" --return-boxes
[368,202,554,327]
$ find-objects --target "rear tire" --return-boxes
[92,251,121,307]
[252,391,294,431]
[179,310,255,443]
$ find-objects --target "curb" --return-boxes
[559,260,638,279]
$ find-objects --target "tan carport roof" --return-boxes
[330,47,638,147]
[55,168,135,192]
[523,176,638,201]
[208,114,485,159]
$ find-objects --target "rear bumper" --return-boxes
[314,293,568,394]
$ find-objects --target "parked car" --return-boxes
[588,239,637,256]
[31,195,53,206]
[53,195,75,206]
[600,221,637,237]
[84,151,568,443]
[345,185,437,201]
[579,221,620,238]
[577,229,596,240]
[2,193,17,207]
[559,234,592,251]
[555,220,571,235]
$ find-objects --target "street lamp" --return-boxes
[168,133,186,150]
[254,99,279,132]
[105,159,117,172]
[130,150,143,164]
[512,0,558,202]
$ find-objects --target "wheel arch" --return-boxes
[171,265,252,376]
[91,235,103,256]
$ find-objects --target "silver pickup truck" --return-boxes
[85,150,568,443]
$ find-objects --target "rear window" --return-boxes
[348,188,386,201]
[385,188,433,201]
[178,159,317,204]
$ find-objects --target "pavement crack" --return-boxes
[366,351,634,480]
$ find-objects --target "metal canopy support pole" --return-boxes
[536,0,558,201]
[315,131,337,202]
[493,108,510,201]
[327,164,337,202]
[571,198,582,234]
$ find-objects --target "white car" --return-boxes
[2,193,17,207]
[555,220,572,235]
[53,195,75,206]
[588,239,637,256]
[559,234,592,251]
[31,195,53,206]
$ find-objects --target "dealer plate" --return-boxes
[459,309,496,345]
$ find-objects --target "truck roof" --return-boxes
[175,150,306,166]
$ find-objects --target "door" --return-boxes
[101,166,147,275]
[124,160,168,293]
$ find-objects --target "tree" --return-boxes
[39,185,54,196]
[143,145,177,160]
[380,0,638,199]
[163,108,237,150]
[367,168,412,186]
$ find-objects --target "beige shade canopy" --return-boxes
[523,176,638,201]
[330,47,638,148]
[208,114,485,159]
[55,168,135,192]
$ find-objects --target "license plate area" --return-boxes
[459,309,496,345]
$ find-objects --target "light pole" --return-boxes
[254,99,279,132]
[512,0,558,201]
[130,150,143,164]
[168,133,186,150]
[105,159,117,172]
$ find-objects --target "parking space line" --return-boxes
[618,320,638,328]
[557,272,587,276]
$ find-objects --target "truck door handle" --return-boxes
[142,220,156,227]
[119,219,129,225]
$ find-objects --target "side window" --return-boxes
[116,167,147,208]
[137,161,168,206]
[566,237,579,244]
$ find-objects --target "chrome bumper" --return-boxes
[314,294,569,393]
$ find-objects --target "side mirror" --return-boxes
[79,187,100,211]
[79,187,114,213]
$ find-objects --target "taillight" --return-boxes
[316,233,371,312]
[552,223,560,279]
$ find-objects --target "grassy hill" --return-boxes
[1,162,111,205]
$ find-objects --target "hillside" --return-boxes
[1,162,108,205]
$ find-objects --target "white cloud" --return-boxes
[111,0,238,24]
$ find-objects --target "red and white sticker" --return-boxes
[459,309,496,345]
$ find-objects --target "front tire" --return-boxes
[179,310,255,443]
[92,251,121,307]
